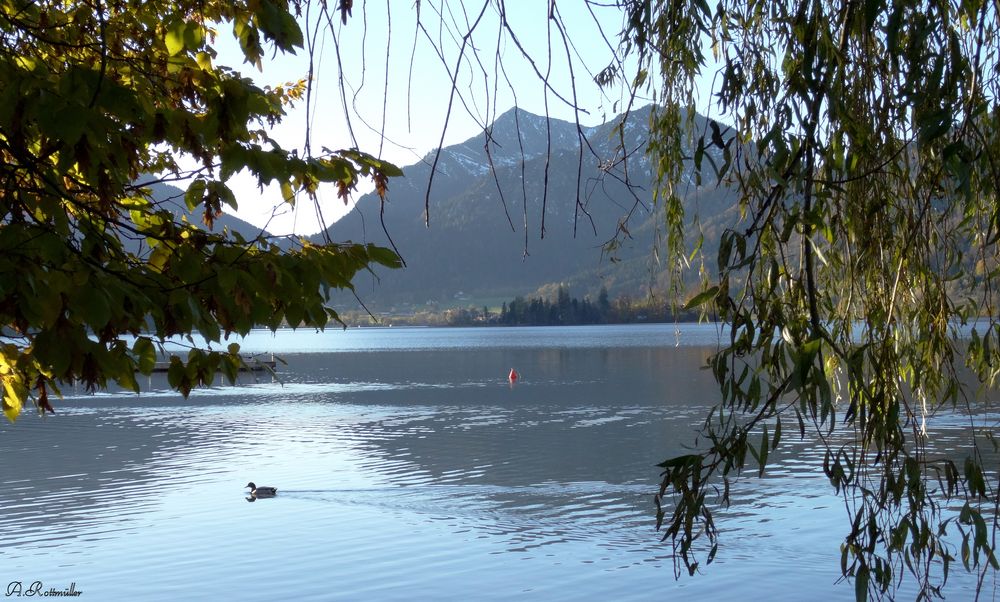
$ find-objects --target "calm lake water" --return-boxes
[0,324,993,600]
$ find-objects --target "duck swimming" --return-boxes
[245,482,277,497]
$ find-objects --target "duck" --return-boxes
[245,482,277,497]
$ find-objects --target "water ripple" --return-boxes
[2,331,993,600]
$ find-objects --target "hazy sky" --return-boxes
[212,2,642,235]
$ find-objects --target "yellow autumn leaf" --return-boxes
[2,376,28,422]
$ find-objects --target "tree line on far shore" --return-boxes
[336,285,698,327]
[445,285,696,326]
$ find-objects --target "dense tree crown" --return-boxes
[4,0,1000,599]
[0,0,401,415]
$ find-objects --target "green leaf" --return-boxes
[34,330,71,378]
[115,366,140,393]
[39,104,88,145]
[209,181,238,210]
[684,286,719,310]
[367,244,403,269]
[173,246,203,283]
[33,287,64,327]
[759,423,769,477]
[632,68,648,88]
[917,106,952,146]
[184,21,205,52]
[165,20,187,56]
[132,337,157,374]
[221,354,239,384]
[339,150,403,178]
[2,376,28,422]
[255,0,303,51]
[148,245,172,272]
[855,564,869,602]
[657,454,701,469]
[185,179,207,211]
[196,51,214,71]
[166,356,184,388]
[79,288,111,330]
[279,180,295,204]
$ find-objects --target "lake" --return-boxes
[0,324,992,600]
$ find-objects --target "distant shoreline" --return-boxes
[334,286,699,328]
[337,317,698,329]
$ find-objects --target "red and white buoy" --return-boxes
[508,368,519,383]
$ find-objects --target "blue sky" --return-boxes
[212,2,653,235]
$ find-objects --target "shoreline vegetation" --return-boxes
[336,285,699,328]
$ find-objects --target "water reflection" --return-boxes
[0,326,993,600]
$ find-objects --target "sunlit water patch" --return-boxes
[2,325,995,600]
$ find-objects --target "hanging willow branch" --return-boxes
[613,1,1000,599]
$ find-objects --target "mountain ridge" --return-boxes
[320,104,739,311]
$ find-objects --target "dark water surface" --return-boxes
[0,325,993,600]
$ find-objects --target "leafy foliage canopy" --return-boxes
[613,0,1000,598]
[0,0,401,416]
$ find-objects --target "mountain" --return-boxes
[320,105,739,312]
[145,180,274,242]
[137,107,740,314]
